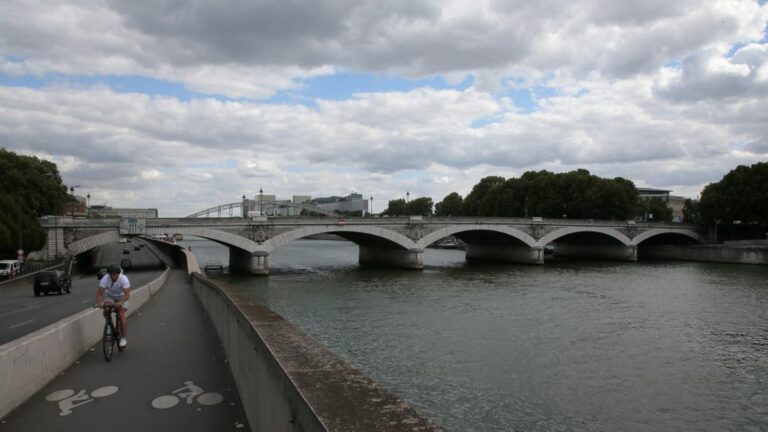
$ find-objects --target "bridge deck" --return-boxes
[1,268,250,431]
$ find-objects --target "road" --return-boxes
[0,240,164,345]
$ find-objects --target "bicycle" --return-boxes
[97,304,125,361]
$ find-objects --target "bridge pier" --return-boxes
[553,244,638,261]
[465,244,545,265]
[229,248,270,275]
[359,246,424,269]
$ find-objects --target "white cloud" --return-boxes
[1,0,767,216]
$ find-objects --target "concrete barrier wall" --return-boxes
[0,267,170,418]
[188,272,445,432]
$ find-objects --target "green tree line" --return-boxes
[428,169,642,220]
[0,148,71,258]
[696,161,768,240]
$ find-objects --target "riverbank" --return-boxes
[640,244,768,265]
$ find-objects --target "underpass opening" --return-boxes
[449,230,542,265]
[452,230,532,248]
[547,230,635,262]
[636,232,705,261]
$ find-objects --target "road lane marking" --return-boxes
[0,303,45,318]
[8,319,35,329]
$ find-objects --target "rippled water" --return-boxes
[182,238,768,432]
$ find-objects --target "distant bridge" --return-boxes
[40,216,707,275]
[186,201,337,218]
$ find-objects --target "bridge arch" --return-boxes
[416,225,537,250]
[631,228,705,245]
[67,231,122,256]
[144,227,260,252]
[538,227,632,247]
[263,225,415,252]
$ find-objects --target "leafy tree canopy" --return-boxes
[0,148,71,257]
[699,161,768,224]
[463,169,638,219]
[435,192,465,216]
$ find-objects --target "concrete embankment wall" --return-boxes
[640,245,768,265]
[0,268,170,419]
[180,248,444,432]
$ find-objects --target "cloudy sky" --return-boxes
[1,0,767,216]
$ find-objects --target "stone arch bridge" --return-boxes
[40,216,706,275]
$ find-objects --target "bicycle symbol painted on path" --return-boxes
[46,386,119,416]
[151,381,224,409]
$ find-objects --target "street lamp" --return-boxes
[406,191,410,203]
[259,188,264,216]
[370,196,374,216]
[87,193,91,218]
[17,203,23,259]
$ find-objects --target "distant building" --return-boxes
[293,195,311,204]
[637,188,686,222]
[313,193,368,215]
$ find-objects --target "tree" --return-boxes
[699,162,768,224]
[406,197,434,216]
[464,176,505,216]
[382,199,407,216]
[435,192,465,216]
[0,148,71,258]
[462,169,639,220]
[637,197,673,222]
[682,199,700,223]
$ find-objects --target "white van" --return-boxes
[0,260,23,280]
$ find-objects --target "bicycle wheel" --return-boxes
[103,320,115,361]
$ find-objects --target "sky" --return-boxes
[1,0,767,217]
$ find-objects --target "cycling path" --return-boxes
[0,268,250,431]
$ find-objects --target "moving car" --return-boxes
[34,271,72,296]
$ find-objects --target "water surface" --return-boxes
[183,238,768,432]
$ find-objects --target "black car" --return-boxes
[34,271,72,296]
[97,268,107,280]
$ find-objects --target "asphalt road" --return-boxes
[1,268,250,431]
[0,241,164,345]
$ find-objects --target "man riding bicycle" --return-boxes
[95,265,131,348]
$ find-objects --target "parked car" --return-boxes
[0,260,23,280]
[97,268,107,280]
[122,248,130,254]
[134,245,140,251]
[34,271,71,296]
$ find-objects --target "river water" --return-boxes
[182,238,768,432]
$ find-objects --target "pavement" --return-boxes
[0,268,250,431]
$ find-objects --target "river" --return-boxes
[181,238,768,432]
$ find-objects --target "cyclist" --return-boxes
[95,265,131,348]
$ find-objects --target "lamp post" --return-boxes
[87,193,91,218]
[242,195,246,218]
[406,191,410,203]
[370,196,373,216]
[17,203,23,260]
[69,185,81,217]
[259,188,264,216]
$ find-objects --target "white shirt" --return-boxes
[99,274,130,299]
